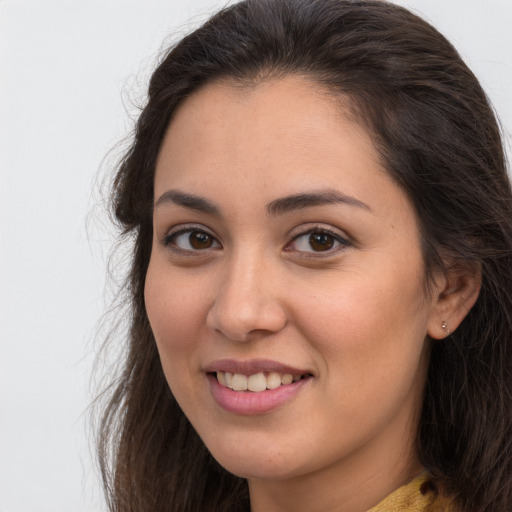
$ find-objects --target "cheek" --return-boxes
[144,258,212,408]
[291,263,430,388]
[145,259,209,349]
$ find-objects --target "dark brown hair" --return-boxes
[97,1,512,510]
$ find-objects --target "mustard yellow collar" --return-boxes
[368,473,440,512]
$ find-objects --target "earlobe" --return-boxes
[427,262,482,340]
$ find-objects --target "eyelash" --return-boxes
[285,226,351,255]
[162,224,351,256]
[162,224,221,254]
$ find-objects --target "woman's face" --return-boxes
[145,77,438,487]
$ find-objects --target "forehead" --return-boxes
[156,76,379,186]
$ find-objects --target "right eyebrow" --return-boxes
[266,189,371,216]
[154,190,220,215]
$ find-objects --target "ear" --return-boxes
[427,261,482,340]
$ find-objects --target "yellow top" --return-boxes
[368,473,455,512]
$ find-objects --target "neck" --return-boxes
[248,427,423,512]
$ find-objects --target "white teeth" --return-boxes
[216,371,305,392]
[217,371,227,386]
[248,372,267,392]
[281,373,293,385]
[266,371,282,390]
[231,373,248,391]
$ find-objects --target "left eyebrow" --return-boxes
[154,190,220,215]
[267,189,371,216]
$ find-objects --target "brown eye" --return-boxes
[308,233,335,251]
[287,228,349,254]
[166,228,221,252]
[189,231,214,249]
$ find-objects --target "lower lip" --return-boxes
[207,374,310,415]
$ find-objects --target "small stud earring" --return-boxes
[441,321,450,335]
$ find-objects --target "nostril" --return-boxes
[205,273,287,341]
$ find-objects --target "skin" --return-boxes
[144,76,480,512]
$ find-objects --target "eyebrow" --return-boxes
[266,189,371,216]
[154,188,371,216]
[154,190,220,215]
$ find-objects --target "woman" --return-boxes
[97,0,512,510]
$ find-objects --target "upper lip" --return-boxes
[203,358,313,376]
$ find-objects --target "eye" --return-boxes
[286,228,350,254]
[164,228,221,252]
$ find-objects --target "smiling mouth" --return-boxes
[213,371,311,393]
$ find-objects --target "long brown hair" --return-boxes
[96,1,512,510]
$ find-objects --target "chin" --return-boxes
[207,439,304,481]
[220,458,299,482]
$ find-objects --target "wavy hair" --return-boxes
[97,1,512,510]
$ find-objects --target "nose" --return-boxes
[206,252,287,342]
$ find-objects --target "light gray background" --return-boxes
[1,1,510,511]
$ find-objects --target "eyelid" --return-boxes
[160,222,351,256]
[285,224,352,254]
[161,223,222,252]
